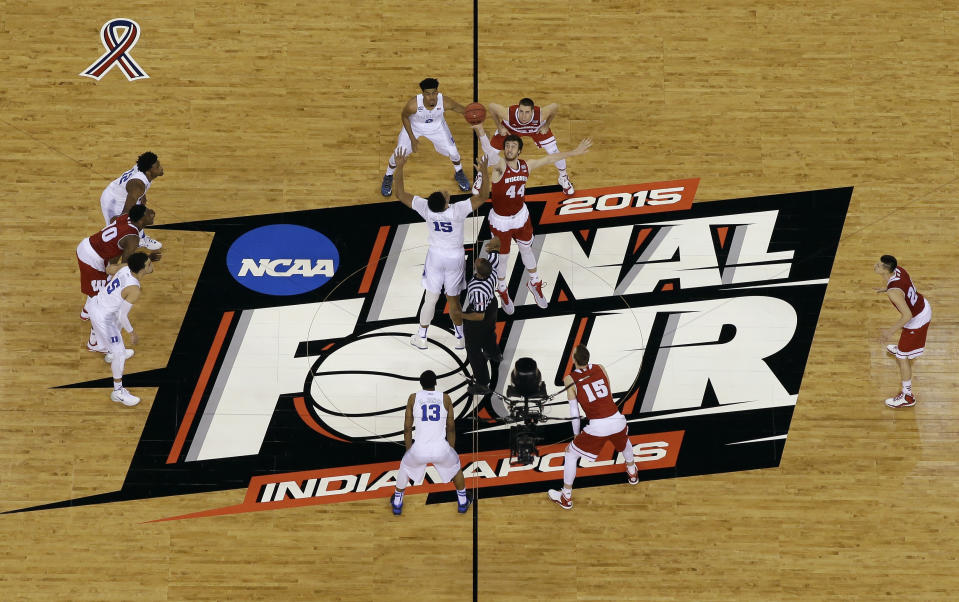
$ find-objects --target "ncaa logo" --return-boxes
[226,224,339,296]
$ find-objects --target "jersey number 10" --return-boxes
[581,379,609,403]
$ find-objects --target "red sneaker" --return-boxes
[884,392,916,409]
[547,488,573,510]
[627,467,639,485]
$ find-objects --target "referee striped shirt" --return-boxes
[464,250,499,314]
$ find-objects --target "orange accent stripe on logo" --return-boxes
[563,317,589,378]
[495,321,506,344]
[147,431,685,522]
[633,228,652,253]
[621,388,641,416]
[557,290,568,303]
[660,282,674,292]
[716,226,729,248]
[293,396,350,442]
[358,226,390,294]
[165,311,234,464]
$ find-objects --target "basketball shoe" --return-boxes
[457,494,472,514]
[886,344,900,356]
[105,349,135,363]
[627,467,639,485]
[381,174,393,197]
[111,388,140,407]
[547,488,573,510]
[454,170,470,192]
[558,173,575,196]
[390,495,403,516]
[141,233,162,250]
[410,333,428,350]
[454,335,466,350]
[527,279,548,308]
[885,392,916,408]
[497,287,515,315]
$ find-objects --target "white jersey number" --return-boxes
[580,379,609,403]
[506,184,526,199]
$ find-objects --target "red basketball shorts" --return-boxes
[77,254,107,297]
[490,130,555,150]
[569,426,630,461]
[488,218,534,254]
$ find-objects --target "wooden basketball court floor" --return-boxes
[1,1,957,599]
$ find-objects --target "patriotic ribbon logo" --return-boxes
[80,19,149,81]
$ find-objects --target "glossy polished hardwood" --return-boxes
[1,1,957,600]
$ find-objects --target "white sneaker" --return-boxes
[496,287,514,315]
[410,334,428,350]
[105,348,135,363]
[527,279,549,309]
[110,388,141,407]
[558,174,575,196]
[141,234,162,250]
[547,488,573,510]
[886,344,900,355]
[454,336,466,350]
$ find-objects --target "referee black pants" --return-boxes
[463,310,500,389]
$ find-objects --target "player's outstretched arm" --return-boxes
[469,155,492,210]
[392,148,415,208]
[443,95,466,114]
[526,137,593,172]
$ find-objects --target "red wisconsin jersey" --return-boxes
[501,105,544,135]
[571,364,619,420]
[490,159,529,216]
[886,266,926,317]
[88,215,140,261]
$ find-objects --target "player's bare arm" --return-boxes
[391,148,415,208]
[120,179,147,216]
[401,98,418,153]
[881,288,914,342]
[404,395,415,450]
[488,102,508,128]
[444,395,455,447]
[563,374,577,400]
[538,103,559,134]
[468,155,492,210]
[442,95,466,115]
[526,137,593,172]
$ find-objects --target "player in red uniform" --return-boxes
[547,344,638,510]
[875,255,932,408]
[76,204,158,350]
[487,98,577,195]
[471,123,591,313]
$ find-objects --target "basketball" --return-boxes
[464,102,486,125]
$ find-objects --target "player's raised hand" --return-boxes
[393,147,410,168]
[149,251,162,262]
[574,137,593,155]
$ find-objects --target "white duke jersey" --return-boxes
[409,93,446,133]
[91,266,140,316]
[412,196,471,256]
[412,390,447,444]
[104,165,151,201]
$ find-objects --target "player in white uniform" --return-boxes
[392,148,490,350]
[381,78,471,197]
[99,152,164,250]
[391,370,471,515]
[86,252,154,407]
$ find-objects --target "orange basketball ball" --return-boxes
[464,102,486,125]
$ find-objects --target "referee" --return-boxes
[462,238,503,394]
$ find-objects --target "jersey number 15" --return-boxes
[581,379,609,403]
[432,221,452,232]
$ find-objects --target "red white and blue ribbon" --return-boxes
[80,19,149,81]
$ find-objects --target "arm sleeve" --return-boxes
[569,398,581,436]
[119,300,134,333]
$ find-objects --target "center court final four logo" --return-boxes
[11,180,850,520]
[80,19,149,81]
